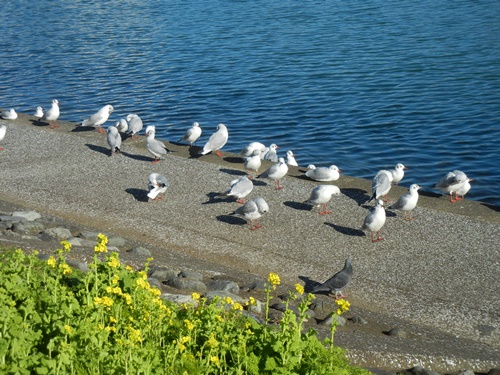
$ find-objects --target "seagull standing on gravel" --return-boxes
[240,142,267,158]
[243,149,262,178]
[434,170,469,203]
[305,185,341,215]
[263,143,279,162]
[147,173,169,201]
[41,99,60,129]
[126,114,143,139]
[179,122,202,147]
[370,170,393,202]
[34,106,44,119]
[389,163,408,186]
[146,125,171,163]
[258,157,288,190]
[222,176,254,204]
[390,184,421,221]
[106,126,122,156]
[232,197,269,230]
[81,104,113,133]
[0,124,7,151]
[115,118,128,133]
[311,258,353,299]
[286,150,298,166]
[200,123,228,157]
[361,199,386,243]
[305,164,341,182]
[1,108,18,120]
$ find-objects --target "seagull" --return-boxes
[115,118,128,133]
[222,176,254,204]
[390,184,421,221]
[232,197,269,230]
[361,199,386,242]
[263,143,279,162]
[0,124,7,151]
[106,126,122,156]
[126,114,143,139]
[146,125,171,163]
[370,170,393,202]
[147,173,169,201]
[305,164,342,182]
[41,99,60,129]
[311,258,353,299]
[389,163,408,186]
[286,150,298,166]
[455,177,473,201]
[179,122,202,147]
[1,108,18,120]
[434,170,470,203]
[305,185,341,215]
[200,123,228,157]
[258,157,288,190]
[81,104,114,133]
[34,106,44,119]
[243,149,262,178]
[240,142,267,158]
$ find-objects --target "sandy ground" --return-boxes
[0,113,499,372]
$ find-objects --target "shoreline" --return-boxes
[0,114,499,372]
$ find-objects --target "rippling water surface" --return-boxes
[1,0,499,205]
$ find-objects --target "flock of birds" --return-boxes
[1,102,474,244]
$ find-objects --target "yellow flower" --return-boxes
[268,272,280,286]
[64,325,72,335]
[128,328,142,343]
[223,296,234,305]
[32,250,39,256]
[210,356,219,367]
[59,263,72,275]
[94,296,114,307]
[191,292,200,301]
[60,241,72,252]
[246,296,257,306]
[112,274,120,284]
[207,334,219,348]
[109,316,117,323]
[47,256,56,268]
[107,256,120,268]
[180,336,190,344]
[184,319,195,331]
[105,326,117,333]
[295,283,304,295]
[123,293,132,305]
[125,265,133,272]
[335,298,351,315]
[178,343,186,352]
[232,303,243,311]
[94,233,108,253]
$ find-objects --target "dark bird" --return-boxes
[311,258,353,299]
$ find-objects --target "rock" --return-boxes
[12,221,45,236]
[161,293,199,306]
[38,232,57,242]
[11,211,41,221]
[309,297,338,316]
[67,237,82,246]
[408,366,440,375]
[76,238,101,248]
[205,290,246,304]
[179,270,203,281]
[385,328,408,338]
[241,279,267,292]
[147,277,163,291]
[207,279,240,294]
[457,370,475,375]
[488,369,500,375]
[350,315,368,325]
[166,277,207,293]
[107,246,120,253]
[44,227,72,240]
[148,267,178,282]
[242,311,266,325]
[79,231,101,240]
[66,259,89,272]
[318,314,346,327]
[127,247,152,256]
[0,215,27,224]
[107,236,126,247]
[246,298,264,314]
[367,369,398,375]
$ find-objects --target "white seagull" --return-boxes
[305,185,341,215]
[361,199,386,243]
[240,142,267,158]
[258,157,288,190]
[146,125,171,163]
[34,106,44,119]
[222,176,254,204]
[305,164,342,182]
[200,123,228,157]
[455,177,474,201]
[389,163,408,186]
[370,169,393,202]
[126,114,143,139]
[286,150,298,166]
[81,104,114,133]
[179,122,202,147]
[390,184,421,220]
[0,124,7,151]
[147,173,169,201]
[115,118,129,133]
[106,126,122,156]
[41,99,60,129]
[232,197,269,230]
[435,170,470,203]
[263,143,279,162]
[1,108,18,120]
[243,149,262,178]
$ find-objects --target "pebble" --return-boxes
[11,210,41,221]
[126,246,152,256]
[44,227,72,240]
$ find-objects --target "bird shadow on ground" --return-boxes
[120,151,155,163]
[29,119,49,127]
[187,146,203,158]
[202,192,234,205]
[341,188,368,206]
[218,168,247,177]
[283,201,311,211]
[85,143,110,156]
[419,190,442,199]
[125,188,149,203]
[223,156,244,164]
[324,222,365,237]
[70,126,95,133]
[216,214,246,226]
[118,132,132,142]
[291,174,311,181]
[298,276,321,293]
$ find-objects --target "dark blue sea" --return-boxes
[1,0,499,206]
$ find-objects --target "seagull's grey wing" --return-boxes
[253,197,269,213]
[229,178,253,196]
[156,174,169,187]
[391,193,410,209]
[372,172,391,196]
[306,167,330,180]
[259,164,278,179]
[234,201,258,216]
[361,210,376,229]
[107,130,121,149]
[148,139,170,156]
[436,172,457,189]
[206,130,227,150]
[306,187,322,203]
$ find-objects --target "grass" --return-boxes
[0,234,371,374]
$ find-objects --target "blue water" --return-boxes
[1,0,499,206]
